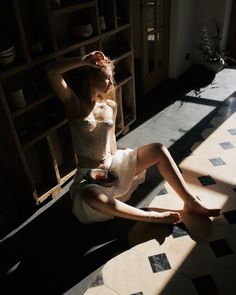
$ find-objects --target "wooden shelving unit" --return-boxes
[0,0,136,204]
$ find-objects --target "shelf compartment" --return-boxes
[0,0,29,74]
[101,27,131,59]
[49,124,76,180]
[84,40,101,54]
[52,1,96,16]
[2,65,52,113]
[19,0,53,58]
[54,5,99,49]
[115,86,124,135]
[113,54,133,85]
[23,138,59,197]
[98,0,116,31]
[116,0,130,27]
[121,79,136,127]
[12,97,66,149]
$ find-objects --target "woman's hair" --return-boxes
[69,51,115,100]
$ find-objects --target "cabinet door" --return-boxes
[141,0,170,94]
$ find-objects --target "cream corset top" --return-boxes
[69,105,115,162]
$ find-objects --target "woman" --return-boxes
[45,51,220,224]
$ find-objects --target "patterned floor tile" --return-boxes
[210,165,236,188]
[192,275,219,295]
[209,157,226,166]
[179,156,214,177]
[223,210,236,224]
[209,238,233,257]
[167,239,216,278]
[225,226,236,253]
[169,222,189,238]
[84,285,119,294]
[148,253,171,273]
[211,254,236,294]
[102,249,152,295]
[218,141,235,150]
[197,175,216,186]
[128,221,172,248]
[190,141,224,158]
[221,148,236,166]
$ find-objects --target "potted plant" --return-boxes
[197,22,236,73]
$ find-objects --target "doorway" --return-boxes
[132,0,170,95]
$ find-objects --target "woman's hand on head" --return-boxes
[82,51,109,68]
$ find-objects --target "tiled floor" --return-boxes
[1,66,236,295]
[66,70,236,295]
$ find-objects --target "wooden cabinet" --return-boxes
[0,0,136,204]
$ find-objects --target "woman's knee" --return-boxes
[152,142,167,156]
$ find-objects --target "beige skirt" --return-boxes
[69,148,146,224]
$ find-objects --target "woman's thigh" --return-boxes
[135,142,164,175]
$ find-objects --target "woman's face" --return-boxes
[93,68,114,94]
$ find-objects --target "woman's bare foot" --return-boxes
[184,197,221,217]
[149,211,181,224]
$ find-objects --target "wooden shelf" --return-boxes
[52,1,96,16]
[115,74,133,88]
[12,92,54,118]
[0,0,135,204]
[22,118,68,150]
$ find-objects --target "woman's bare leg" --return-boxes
[82,186,181,224]
[136,143,221,217]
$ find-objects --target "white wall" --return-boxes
[169,0,232,78]
[169,0,197,78]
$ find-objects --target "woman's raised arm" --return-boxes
[45,57,86,104]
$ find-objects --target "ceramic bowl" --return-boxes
[0,53,15,65]
[0,45,15,55]
[71,24,93,38]
[85,168,118,187]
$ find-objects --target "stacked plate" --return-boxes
[0,45,16,65]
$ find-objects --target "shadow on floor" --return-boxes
[0,64,226,294]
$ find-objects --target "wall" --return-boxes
[168,0,232,79]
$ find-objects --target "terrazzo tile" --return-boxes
[84,285,119,294]
[148,253,171,273]
[211,254,236,294]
